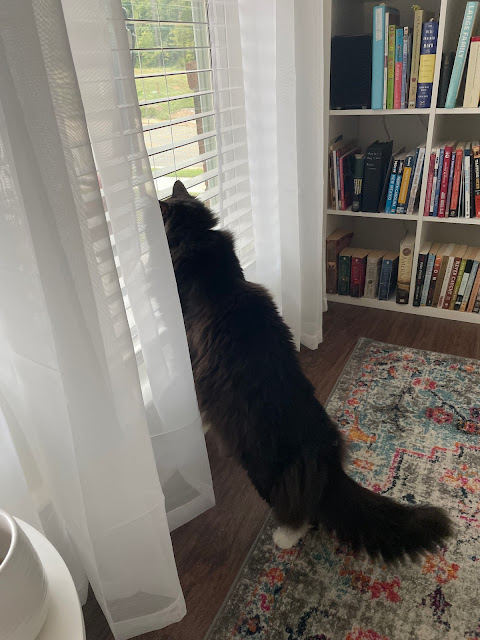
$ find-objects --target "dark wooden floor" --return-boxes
[84,303,480,640]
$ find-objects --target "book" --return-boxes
[364,250,385,298]
[454,246,478,310]
[430,147,442,215]
[473,285,480,312]
[409,7,436,108]
[333,140,356,209]
[328,136,344,208]
[437,52,455,107]
[394,28,404,109]
[460,248,480,310]
[473,142,480,216]
[385,155,401,213]
[426,244,449,306]
[338,249,353,295]
[416,20,439,108]
[401,27,411,109]
[438,142,455,217]
[432,147,445,216]
[397,150,416,213]
[350,248,369,297]
[464,37,480,107]
[390,155,405,213]
[387,24,397,109]
[406,146,426,214]
[362,140,393,212]
[467,256,480,310]
[443,245,468,308]
[372,6,388,109]
[413,242,432,306]
[378,151,396,212]
[450,251,470,310]
[446,2,480,108]
[383,9,401,108]
[352,154,365,212]
[423,150,437,215]
[339,146,359,210]
[459,157,465,216]
[433,243,455,307]
[396,233,415,304]
[326,229,354,293]
[378,252,399,300]
[449,142,465,216]
[421,243,441,306]
[464,144,472,218]
[445,145,457,213]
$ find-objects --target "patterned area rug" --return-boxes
[205,338,480,640]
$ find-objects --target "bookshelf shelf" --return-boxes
[325,0,480,325]
[327,209,418,221]
[330,109,431,116]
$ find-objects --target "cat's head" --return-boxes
[159,181,217,243]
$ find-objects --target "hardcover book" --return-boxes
[326,229,354,294]
[445,2,480,108]
[416,20,439,108]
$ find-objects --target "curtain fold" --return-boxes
[238,0,325,349]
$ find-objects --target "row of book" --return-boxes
[329,136,425,214]
[414,243,480,312]
[423,142,480,218]
[438,2,480,108]
[372,5,438,109]
[327,229,415,304]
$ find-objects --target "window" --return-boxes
[121,0,255,268]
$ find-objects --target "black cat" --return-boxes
[160,180,452,558]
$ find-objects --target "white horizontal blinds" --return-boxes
[208,0,254,268]
[124,0,254,268]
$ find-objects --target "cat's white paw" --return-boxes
[273,523,310,549]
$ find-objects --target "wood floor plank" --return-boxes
[84,303,480,639]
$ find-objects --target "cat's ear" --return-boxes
[172,180,190,199]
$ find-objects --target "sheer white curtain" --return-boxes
[0,0,213,637]
[238,0,326,349]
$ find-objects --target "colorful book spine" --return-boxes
[474,143,480,216]
[444,257,463,308]
[455,259,473,310]
[397,153,415,213]
[465,147,472,218]
[385,159,399,213]
[350,255,367,297]
[409,8,433,108]
[364,254,383,298]
[396,234,415,304]
[450,147,464,216]
[352,154,365,212]
[372,5,387,109]
[421,253,436,306]
[416,20,439,108]
[435,252,453,307]
[423,151,437,215]
[431,148,442,215]
[438,144,453,217]
[378,257,398,300]
[445,149,457,213]
[407,147,426,214]
[461,260,479,311]
[387,24,397,109]
[445,2,480,108]
[413,253,428,306]
[401,28,410,109]
[338,254,351,295]
[450,258,467,309]
[394,28,404,109]
[427,254,443,306]
[390,160,404,213]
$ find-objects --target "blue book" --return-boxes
[372,5,398,109]
[378,253,399,300]
[445,2,480,108]
[390,158,405,213]
[432,148,445,216]
[416,20,439,108]
[385,158,400,212]
[401,28,410,109]
[403,147,420,211]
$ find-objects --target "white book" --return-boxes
[464,38,480,107]
[406,146,426,214]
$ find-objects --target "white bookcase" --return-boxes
[325,0,480,324]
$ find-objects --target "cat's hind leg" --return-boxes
[273,522,311,549]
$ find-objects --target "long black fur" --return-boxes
[160,180,452,561]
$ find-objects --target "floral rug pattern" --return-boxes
[205,339,480,640]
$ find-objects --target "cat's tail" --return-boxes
[319,465,453,562]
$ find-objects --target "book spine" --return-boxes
[338,255,351,295]
[443,257,462,308]
[450,148,464,216]
[438,256,455,307]
[474,144,480,216]
[397,242,414,304]
[445,150,456,213]
[465,150,472,218]
[467,265,480,310]
[394,28,403,109]
[430,149,441,215]
[378,260,393,300]
[404,148,419,209]
[433,148,445,216]
[350,257,366,297]
[340,155,347,210]
[413,254,428,306]
[427,254,443,306]
[391,160,404,213]
[384,12,390,109]
[420,253,436,306]
[438,146,453,217]
[450,258,468,309]
[423,151,437,215]
[372,5,386,109]
[397,156,414,213]
[463,39,480,106]
[473,287,480,312]
[385,159,399,212]
[327,236,352,293]
[409,9,424,108]
[387,25,396,109]
[416,20,438,108]
[405,147,425,214]
[461,261,479,310]
[455,259,473,309]
[364,257,380,298]
[434,256,451,307]
[401,28,410,108]
[446,2,479,108]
